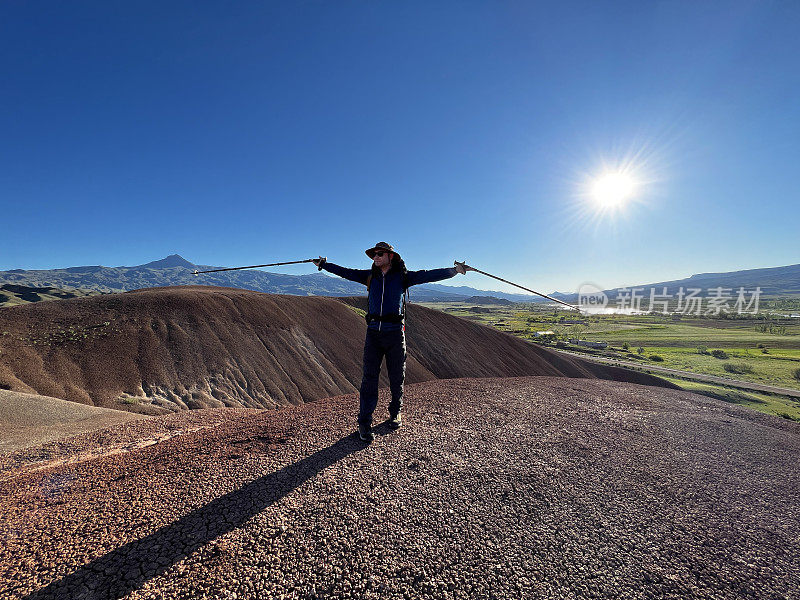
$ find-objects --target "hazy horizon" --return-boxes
[3,252,798,298]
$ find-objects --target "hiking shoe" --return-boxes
[358,423,375,442]
[388,413,402,430]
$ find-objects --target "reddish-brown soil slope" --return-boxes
[1,378,797,599]
[0,390,145,453]
[0,286,672,413]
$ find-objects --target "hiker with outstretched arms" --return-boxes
[313,242,470,442]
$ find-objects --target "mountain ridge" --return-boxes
[132,254,198,270]
[552,262,800,301]
[2,255,799,303]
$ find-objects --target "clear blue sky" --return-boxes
[2,1,798,294]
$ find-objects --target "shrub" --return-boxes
[347,305,367,318]
[697,346,710,355]
[622,342,630,351]
[794,368,800,382]
[757,343,765,349]
[637,347,645,355]
[710,349,729,359]
[723,363,754,374]
[649,355,664,362]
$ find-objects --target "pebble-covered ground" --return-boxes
[1,377,798,600]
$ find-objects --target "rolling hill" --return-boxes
[0,284,103,309]
[0,389,145,453]
[0,286,672,413]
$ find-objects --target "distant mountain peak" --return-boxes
[136,255,196,270]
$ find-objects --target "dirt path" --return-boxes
[1,377,798,599]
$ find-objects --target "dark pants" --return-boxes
[359,328,406,426]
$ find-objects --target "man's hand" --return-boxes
[454,261,472,275]
[313,256,327,270]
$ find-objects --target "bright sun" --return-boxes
[590,172,636,209]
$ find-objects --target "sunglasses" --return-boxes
[373,251,388,257]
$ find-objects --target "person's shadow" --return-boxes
[23,428,385,600]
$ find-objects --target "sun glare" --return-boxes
[566,136,668,233]
[591,172,636,209]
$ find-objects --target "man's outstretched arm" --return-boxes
[406,266,460,287]
[314,258,371,286]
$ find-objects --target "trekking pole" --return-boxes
[193,259,318,275]
[454,261,581,312]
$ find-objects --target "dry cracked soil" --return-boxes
[1,377,799,600]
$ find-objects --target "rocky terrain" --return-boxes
[0,286,671,413]
[1,377,797,599]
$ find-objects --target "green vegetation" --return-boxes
[660,377,800,421]
[755,322,788,335]
[418,301,800,391]
[723,362,754,374]
[421,299,800,421]
[346,305,367,319]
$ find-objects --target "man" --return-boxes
[314,242,469,442]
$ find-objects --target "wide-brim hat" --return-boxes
[365,241,400,260]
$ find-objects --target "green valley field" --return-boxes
[419,302,800,420]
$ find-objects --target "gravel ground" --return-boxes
[1,377,798,600]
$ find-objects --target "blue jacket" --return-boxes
[322,261,457,331]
